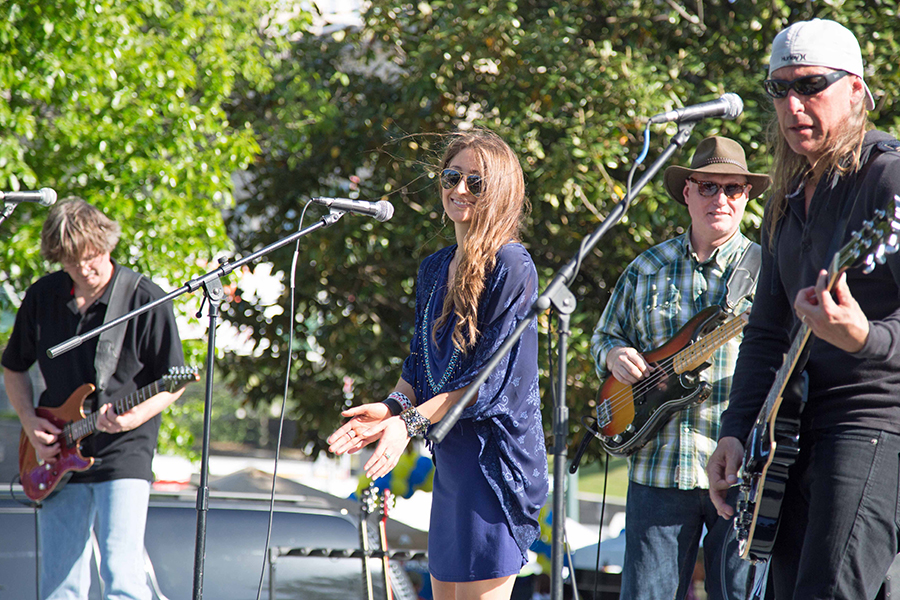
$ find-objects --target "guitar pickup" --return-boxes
[595,401,612,429]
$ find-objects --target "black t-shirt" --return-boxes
[2,261,184,482]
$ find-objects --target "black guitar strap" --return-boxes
[724,242,761,312]
[93,265,142,395]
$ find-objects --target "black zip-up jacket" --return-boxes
[720,130,900,442]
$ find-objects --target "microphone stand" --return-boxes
[47,209,347,600]
[428,121,697,600]
[0,203,17,228]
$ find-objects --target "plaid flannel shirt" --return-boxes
[590,230,753,490]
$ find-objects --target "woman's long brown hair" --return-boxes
[433,130,529,352]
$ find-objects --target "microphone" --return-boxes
[648,93,743,125]
[312,197,394,222]
[0,188,58,207]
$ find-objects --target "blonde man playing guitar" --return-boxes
[707,19,900,600]
[3,198,186,600]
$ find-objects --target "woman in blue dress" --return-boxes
[328,129,549,599]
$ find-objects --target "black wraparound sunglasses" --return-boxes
[440,169,483,197]
[763,70,850,99]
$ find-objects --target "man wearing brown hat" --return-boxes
[591,136,769,600]
[708,18,900,599]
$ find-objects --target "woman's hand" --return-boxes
[327,403,391,455]
[363,417,411,480]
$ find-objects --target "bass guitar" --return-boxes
[595,306,749,457]
[734,197,900,562]
[18,365,200,501]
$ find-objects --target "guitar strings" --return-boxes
[598,315,746,430]
[601,316,742,415]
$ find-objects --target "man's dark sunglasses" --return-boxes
[687,177,749,200]
[763,70,850,99]
[440,169,483,197]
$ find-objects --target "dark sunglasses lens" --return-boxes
[764,80,789,98]
[723,184,745,198]
[697,182,719,196]
[793,75,829,95]
[466,175,483,196]
[440,169,461,190]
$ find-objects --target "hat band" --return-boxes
[694,156,747,171]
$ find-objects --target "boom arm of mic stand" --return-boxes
[429,122,696,444]
[47,211,345,359]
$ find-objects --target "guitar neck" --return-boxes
[65,379,165,442]
[761,266,844,418]
[761,323,813,416]
[675,311,747,373]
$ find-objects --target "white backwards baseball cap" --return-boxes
[768,18,875,110]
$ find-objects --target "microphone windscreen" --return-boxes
[722,93,744,120]
[41,188,58,207]
[376,201,395,222]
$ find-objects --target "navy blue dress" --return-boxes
[401,243,549,582]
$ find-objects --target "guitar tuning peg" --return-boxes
[875,244,887,265]
[863,253,876,274]
[887,233,900,255]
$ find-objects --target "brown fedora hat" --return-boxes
[663,136,770,205]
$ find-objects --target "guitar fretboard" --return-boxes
[62,380,166,445]
[760,322,812,420]
[674,312,747,373]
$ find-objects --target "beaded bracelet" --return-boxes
[399,407,431,438]
[388,391,413,412]
[381,391,413,417]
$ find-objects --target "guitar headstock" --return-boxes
[381,488,394,519]
[361,484,378,516]
[832,195,900,276]
[162,365,201,392]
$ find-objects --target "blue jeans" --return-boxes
[770,426,900,600]
[619,481,751,600]
[38,479,151,600]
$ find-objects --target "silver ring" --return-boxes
[384,453,391,460]
[347,430,354,438]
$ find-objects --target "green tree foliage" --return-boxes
[223,0,900,461]
[0,0,307,455]
[0,0,297,317]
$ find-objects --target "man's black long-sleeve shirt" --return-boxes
[720,130,900,442]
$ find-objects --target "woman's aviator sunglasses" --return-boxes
[763,70,850,100]
[440,169,483,197]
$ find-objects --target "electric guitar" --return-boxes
[18,365,200,501]
[734,197,900,562]
[359,485,377,600]
[595,306,750,457]
[379,489,394,600]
